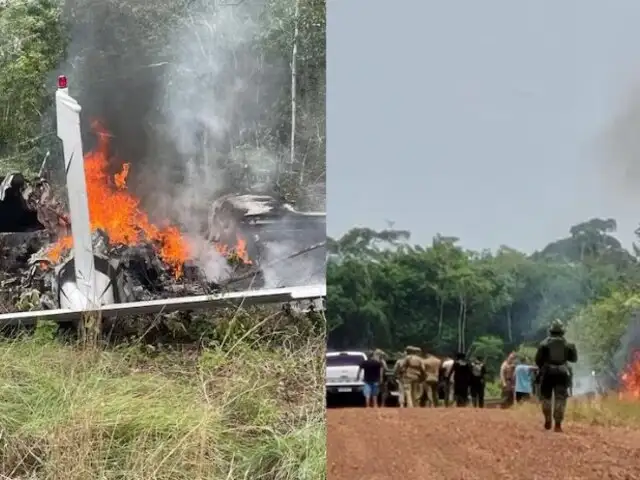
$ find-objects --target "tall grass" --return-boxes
[0,316,326,479]
[514,395,640,428]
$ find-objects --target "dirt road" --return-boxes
[327,408,640,480]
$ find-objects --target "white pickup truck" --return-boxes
[325,350,367,396]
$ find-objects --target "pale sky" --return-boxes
[327,0,640,253]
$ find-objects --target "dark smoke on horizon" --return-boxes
[54,0,290,223]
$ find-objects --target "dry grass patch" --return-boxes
[512,395,640,428]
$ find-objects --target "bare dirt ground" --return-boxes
[327,408,640,480]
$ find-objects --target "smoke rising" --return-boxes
[54,0,325,286]
[60,0,284,215]
[611,310,640,388]
[599,82,640,202]
[151,1,287,231]
[259,215,326,288]
[568,308,640,395]
[58,0,170,171]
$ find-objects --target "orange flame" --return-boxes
[114,162,129,189]
[619,351,640,400]
[45,121,251,276]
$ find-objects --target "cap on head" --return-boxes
[405,345,421,355]
[549,319,565,335]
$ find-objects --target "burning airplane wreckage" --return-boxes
[0,77,325,325]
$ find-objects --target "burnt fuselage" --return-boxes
[207,194,325,260]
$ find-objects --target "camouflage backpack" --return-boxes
[547,337,567,366]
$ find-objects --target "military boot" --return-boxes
[544,419,552,430]
[554,422,562,432]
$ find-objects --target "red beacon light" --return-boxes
[57,75,68,89]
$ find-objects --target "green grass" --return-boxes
[0,321,326,479]
[484,380,502,399]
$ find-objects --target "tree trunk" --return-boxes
[290,0,300,180]
[507,307,513,342]
[457,293,464,352]
[438,297,444,338]
[461,296,467,352]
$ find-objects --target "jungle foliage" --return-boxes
[328,218,640,379]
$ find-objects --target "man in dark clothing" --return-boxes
[469,356,487,408]
[535,319,578,432]
[448,352,472,407]
[358,352,385,408]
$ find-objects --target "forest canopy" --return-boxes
[327,218,640,384]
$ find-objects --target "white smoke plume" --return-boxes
[151,1,320,283]
[144,2,282,220]
[260,221,326,289]
[55,0,325,286]
[598,83,640,199]
[568,309,640,396]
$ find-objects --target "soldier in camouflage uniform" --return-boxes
[373,349,389,406]
[535,319,578,432]
[422,352,442,407]
[393,356,406,407]
[397,346,426,408]
[500,352,517,408]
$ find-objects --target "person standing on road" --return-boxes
[500,352,517,408]
[357,351,384,408]
[440,356,455,407]
[374,349,388,371]
[397,346,426,408]
[422,352,442,407]
[535,319,578,432]
[469,356,486,408]
[513,357,537,403]
[449,352,472,407]
[374,349,389,406]
[393,356,406,407]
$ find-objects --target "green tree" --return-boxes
[469,334,504,378]
[0,0,67,173]
[328,220,637,381]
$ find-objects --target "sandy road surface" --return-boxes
[327,408,640,480]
